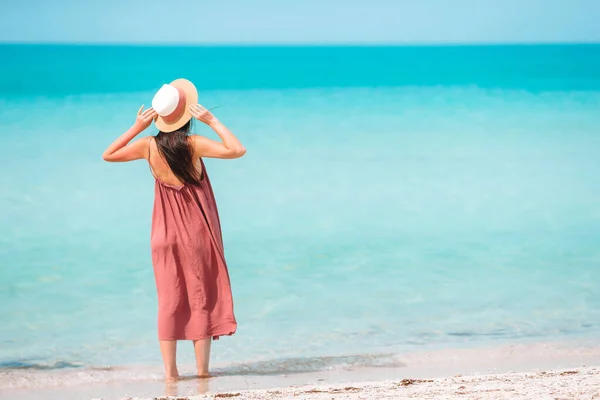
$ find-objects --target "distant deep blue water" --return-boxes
[1,44,600,376]
[2,44,600,95]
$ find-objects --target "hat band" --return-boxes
[162,87,187,124]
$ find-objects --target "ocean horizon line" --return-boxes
[1,41,600,48]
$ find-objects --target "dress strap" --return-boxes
[147,137,158,180]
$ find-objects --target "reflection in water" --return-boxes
[164,381,178,397]
[164,375,211,397]
[197,377,209,394]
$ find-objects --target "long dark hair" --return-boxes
[155,120,202,185]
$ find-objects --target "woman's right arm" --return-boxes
[188,104,246,159]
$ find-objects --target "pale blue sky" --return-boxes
[1,0,599,44]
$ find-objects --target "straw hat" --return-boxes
[151,78,198,133]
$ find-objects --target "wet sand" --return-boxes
[3,342,600,400]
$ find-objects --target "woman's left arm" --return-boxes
[102,106,157,162]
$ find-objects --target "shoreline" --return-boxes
[187,366,600,400]
[2,341,600,399]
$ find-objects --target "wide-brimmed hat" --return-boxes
[151,78,198,133]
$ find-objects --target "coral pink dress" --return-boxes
[148,153,237,341]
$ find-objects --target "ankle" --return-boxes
[197,370,211,378]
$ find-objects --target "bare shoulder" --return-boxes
[189,134,207,142]
[188,134,203,158]
[138,135,153,159]
[188,134,211,148]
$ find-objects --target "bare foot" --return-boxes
[197,372,213,379]
[165,374,180,383]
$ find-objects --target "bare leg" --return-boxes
[159,340,179,381]
[193,338,212,377]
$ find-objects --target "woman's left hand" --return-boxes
[133,105,157,132]
[188,104,218,126]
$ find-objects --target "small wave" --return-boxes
[0,353,404,390]
[212,353,405,376]
[0,360,82,370]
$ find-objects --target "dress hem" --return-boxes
[158,328,237,341]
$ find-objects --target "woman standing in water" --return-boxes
[102,78,245,381]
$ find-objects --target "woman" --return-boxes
[102,78,245,381]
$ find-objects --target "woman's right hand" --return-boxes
[133,105,157,132]
[188,104,217,126]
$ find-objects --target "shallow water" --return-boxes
[1,45,600,382]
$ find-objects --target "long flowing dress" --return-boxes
[148,154,237,341]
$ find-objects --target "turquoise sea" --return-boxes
[2,44,600,388]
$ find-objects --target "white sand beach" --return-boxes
[179,367,600,400]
